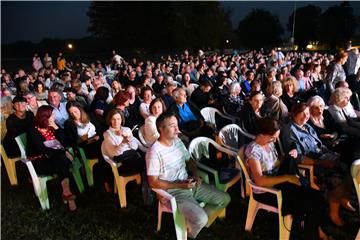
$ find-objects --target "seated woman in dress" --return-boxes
[27,105,77,211]
[240,91,265,135]
[245,117,328,240]
[281,103,355,226]
[307,95,360,163]
[3,96,34,158]
[328,87,360,138]
[101,109,144,175]
[143,98,166,145]
[139,86,153,120]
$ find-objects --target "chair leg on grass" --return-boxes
[245,196,260,231]
[279,214,292,240]
[157,202,163,232]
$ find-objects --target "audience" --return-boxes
[2,48,360,238]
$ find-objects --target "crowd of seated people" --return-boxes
[1,47,360,238]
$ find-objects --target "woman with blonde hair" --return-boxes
[281,76,300,111]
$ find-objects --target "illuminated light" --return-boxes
[67,43,73,49]
[226,40,229,44]
[306,44,313,50]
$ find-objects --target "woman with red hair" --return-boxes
[27,105,77,211]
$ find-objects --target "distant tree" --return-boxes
[236,9,283,49]
[318,2,357,49]
[287,5,322,50]
[87,2,232,50]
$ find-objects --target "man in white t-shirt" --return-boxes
[146,112,230,239]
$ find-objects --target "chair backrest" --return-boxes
[237,146,252,185]
[15,133,27,159]
[351,159,360,212]
[1,120,7,142]
[188,136,237,162]
[218,124,241,152]
[200,107,221,126]
[190,83,199,89]
[188,137,212,161]
[138,125,150,148]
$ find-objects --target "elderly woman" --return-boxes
[263,81,288,124]
[224,81,245,116]
[143,98,166,145]
[307,95,360,163]
[281,76,300,111]
[328,87,360,138]
[245,117,328,240]
[240,91,265,135]
[281,103,354,226]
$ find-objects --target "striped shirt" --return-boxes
[146,138,189,182]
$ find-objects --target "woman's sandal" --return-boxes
[62,194,77,211]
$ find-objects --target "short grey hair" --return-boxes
[172,87,185,99]
[330,87,352,106]
[229,82,241,94]
[307,95,325,108]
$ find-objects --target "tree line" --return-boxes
[87,1,359,50]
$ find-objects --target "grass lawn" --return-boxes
[1,164,359,240]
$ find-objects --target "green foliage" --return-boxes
[287,5,322,50]
[236,8,284,49]
[87,2,233,50]
[318,2,357,48]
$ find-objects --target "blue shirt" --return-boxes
[177,103,197,125]
[51,102,69,129]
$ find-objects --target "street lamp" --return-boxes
[67,43,73,49]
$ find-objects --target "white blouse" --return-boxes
[76,122,97,138]
[101,127,138,159]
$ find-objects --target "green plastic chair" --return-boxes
[75,147,98,187]
[15,133,84,210]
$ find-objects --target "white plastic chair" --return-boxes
[15,133,56,210]
[188,137,243,196]
[218,124,256,151]
[200,107,236,131]
[103,154,141,208]
[238,147,293,240]
[154,172,212,240]
[190,83,199,89]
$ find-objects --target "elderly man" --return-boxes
[170,87,214,140]
[48,88,68,128]
[146,112,230,239]
[23,91,47,115]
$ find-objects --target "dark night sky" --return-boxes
[1,1,359,44]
